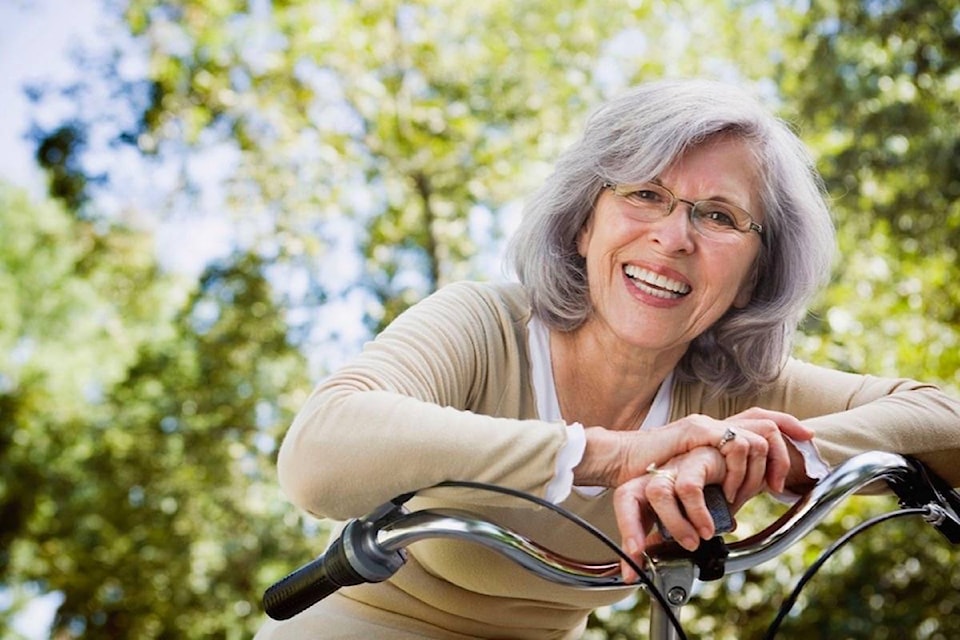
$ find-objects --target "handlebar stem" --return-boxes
[647,563,694,640]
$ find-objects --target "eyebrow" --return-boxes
[649,177,748,209]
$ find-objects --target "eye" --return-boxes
[622,185,669,207]
[694,204,741,230]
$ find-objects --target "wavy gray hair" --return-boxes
[506,79,836,397]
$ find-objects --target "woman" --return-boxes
[257,79,960,639]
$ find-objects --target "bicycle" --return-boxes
[262,451,960,639]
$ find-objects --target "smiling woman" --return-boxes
[573,136,763,366]
[258,78,960,640]
[512,83,835,398]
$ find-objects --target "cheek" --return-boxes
[726,252,760,308]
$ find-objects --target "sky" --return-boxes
[0,0,237,279]
[0,0,104,194]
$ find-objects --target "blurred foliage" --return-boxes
[785,0,960,393]
[4,0,959,638]
[0,184,318,637]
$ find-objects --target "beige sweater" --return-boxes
[273,281,960,638]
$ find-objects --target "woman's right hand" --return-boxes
[612,444,729,582]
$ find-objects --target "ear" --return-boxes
[576,216,593,258]
[733,257,760,309]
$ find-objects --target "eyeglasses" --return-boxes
[602,181,763,240]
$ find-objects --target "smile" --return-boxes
[624,265,691,299]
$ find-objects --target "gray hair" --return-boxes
[506,79,836,397]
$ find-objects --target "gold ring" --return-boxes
[646,463,677,483]
[717,427,737,449]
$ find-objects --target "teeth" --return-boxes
[624,265,691,297]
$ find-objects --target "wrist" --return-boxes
[573,427,624,487]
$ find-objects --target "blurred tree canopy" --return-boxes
[784,0,960,391]
[2,0,958,638]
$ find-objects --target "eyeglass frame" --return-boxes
[600,180,764,238]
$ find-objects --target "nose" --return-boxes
[649,200,697,253]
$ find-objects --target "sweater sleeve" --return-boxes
[757,359,960,486]
[276,282,570,520]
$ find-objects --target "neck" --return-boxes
[550,327,681,431]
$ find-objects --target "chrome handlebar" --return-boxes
[263,451,960,622]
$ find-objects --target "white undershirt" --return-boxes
[528,317,827,504]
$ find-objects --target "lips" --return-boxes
[623,265,691,299]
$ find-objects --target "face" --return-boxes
[576,136,763,359]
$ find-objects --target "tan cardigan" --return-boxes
[270,281,960,639]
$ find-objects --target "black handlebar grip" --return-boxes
[655,484,733,541]
[262,535,365,620]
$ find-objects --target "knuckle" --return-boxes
[645,482,674,502]
[674,482,701,502]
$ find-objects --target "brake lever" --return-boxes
[887,456,960,544]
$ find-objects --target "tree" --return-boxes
[0,182,316,638]
[592,1,960,636]
[781,0,960,389]
[14,0,960,637]
[36,0,785,340]
[0,181,176,634]
[700,2,960,638]
[36,252,313,638]
[778,2,960,637]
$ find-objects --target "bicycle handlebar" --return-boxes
[263,451,960,621]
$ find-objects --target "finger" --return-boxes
[612,480,650,582]
[620,511,656,583]
[735,407,813,441]
[762,431,792,494]
[715,430,748,502]
[712,425,771,502]
[722,419,786,494]
[613,479,647,549]
[750,420,791,493]
[674,447,733,539]
[734,444,769,506]
[646,471,700,550]
[674,466,717,542]
[726,409,810,492]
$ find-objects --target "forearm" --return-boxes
[736,359,960,488]
[278,386,566,519]
[806,386,960,486]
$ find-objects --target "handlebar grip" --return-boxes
[262,535,364,620]
[656,484,733,541]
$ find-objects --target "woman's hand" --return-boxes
[575,407,812,502]
[577,407,814,582]
[612,446,729,582]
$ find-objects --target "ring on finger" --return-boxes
[716,427,737,450]
[646,463,677,483]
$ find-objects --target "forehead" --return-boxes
[659,136,761,210]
